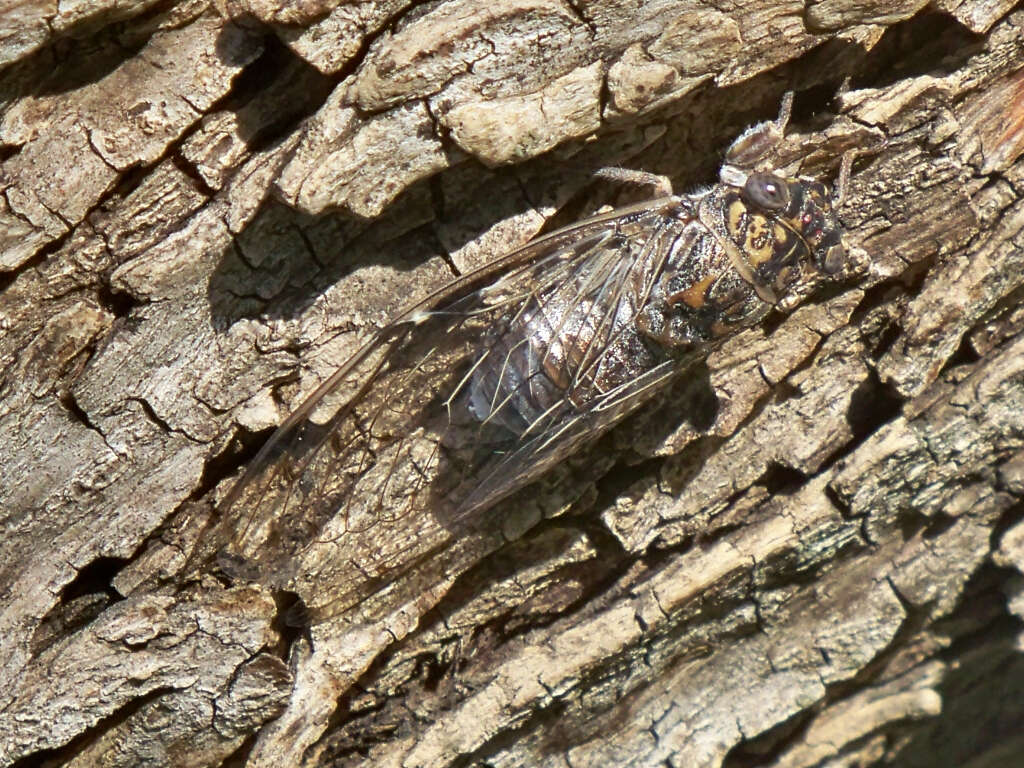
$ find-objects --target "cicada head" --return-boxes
[718,168,865,312]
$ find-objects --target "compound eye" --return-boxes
[743,172,790,211]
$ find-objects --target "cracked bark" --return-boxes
[1,1,1024,767]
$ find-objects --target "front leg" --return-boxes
[591,167,675,198]
[720,90,794,185]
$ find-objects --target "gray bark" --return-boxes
[1,1,1023,767]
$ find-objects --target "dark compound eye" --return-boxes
[742,172,790,211]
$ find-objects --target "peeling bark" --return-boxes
[1,1,1024,767]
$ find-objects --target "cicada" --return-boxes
[205,93,866,622]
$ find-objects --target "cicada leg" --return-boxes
[721,90,794,180]
[833,149,856,208]
[591,167,675,198]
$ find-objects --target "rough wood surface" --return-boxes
[1,1,1023,767]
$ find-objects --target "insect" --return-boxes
[204,92,867,622]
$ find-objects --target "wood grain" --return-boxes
[1,1,1022,766]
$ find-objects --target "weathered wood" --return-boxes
[1,1,1023,767]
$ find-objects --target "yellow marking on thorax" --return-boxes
[744,214,775,265]
[671,273,716,309]
[702,195,778,305]
[726,199,746,238]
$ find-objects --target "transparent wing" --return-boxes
[207,197,694,621]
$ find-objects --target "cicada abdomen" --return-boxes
[206,92,866,621]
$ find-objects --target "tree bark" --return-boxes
[1,1,1023,767]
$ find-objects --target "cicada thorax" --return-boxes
[724,178,847,296]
